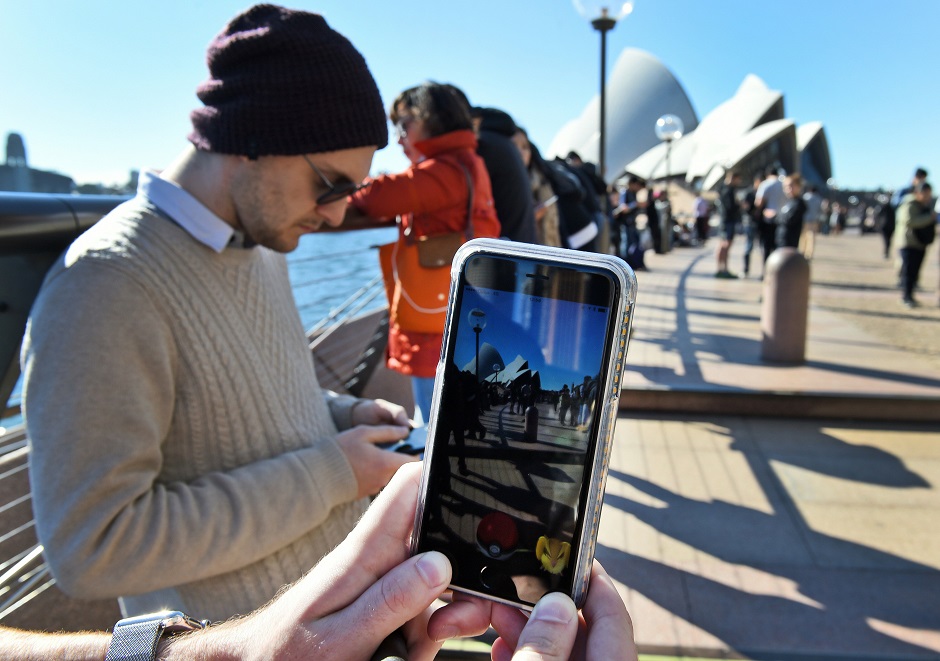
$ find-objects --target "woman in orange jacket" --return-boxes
[349,82,500,424]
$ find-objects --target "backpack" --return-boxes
[543,161,598,250]
[913,221,936,246]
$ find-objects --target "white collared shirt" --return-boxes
[137,170,247,252]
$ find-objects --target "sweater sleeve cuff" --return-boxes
[324,390,364,431]
[298,435,359,505]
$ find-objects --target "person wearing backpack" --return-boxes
[566,152,611,253]
[894,181,935,308]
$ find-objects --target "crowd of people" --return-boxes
[686,164,937,311]
[12,4,639,659]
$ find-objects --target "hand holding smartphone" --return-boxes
[411,239,637,610]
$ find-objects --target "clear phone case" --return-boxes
[411,238,637,610]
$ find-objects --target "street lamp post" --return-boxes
[469,309,487,383]
[574,1,634,181]
[655,113,684,253]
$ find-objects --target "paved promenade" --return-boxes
[602,231,940,660]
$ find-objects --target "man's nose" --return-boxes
[319,200,348,228]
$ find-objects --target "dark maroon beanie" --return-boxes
[189,4,388,157]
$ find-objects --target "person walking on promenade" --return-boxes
[613,176,645,266]
[889,167,929,278]
[777,174,807,249]
[894,181,935,308]
[741,174,761,277]
[557,384,572,424]
[644,184,664,254]
[829,202,846,235]
[349,82,501,425]
[693,193,710,245]
[755,167,786,275]
[875,196,895,259]
[568,381,583,426]
[714,170,742,278]
[21,5,418,622]
[801,184,823,259]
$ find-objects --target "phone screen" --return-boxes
[415,252,619,607]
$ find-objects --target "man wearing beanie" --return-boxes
[22,4,415,622]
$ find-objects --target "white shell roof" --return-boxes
[699,118,797,191]
[684,74,784,181]
[547,48,699,182]
[553,51,831,190]
[796,121,825,151]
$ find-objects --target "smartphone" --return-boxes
[411,239,637,610]
[383,426,428,457]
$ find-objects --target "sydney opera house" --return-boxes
[547,48,832,192]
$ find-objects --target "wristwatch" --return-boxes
[105,611,209,661]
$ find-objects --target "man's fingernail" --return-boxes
[415,552,449,588]
[531,592,575,625]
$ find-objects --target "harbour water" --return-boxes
[288,225,397,330]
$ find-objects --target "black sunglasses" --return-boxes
[303,155,368,205]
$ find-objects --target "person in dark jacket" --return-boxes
[714,170,742,278]
[776,174,806,249]
[894,181,935,307]
[472,106,538,244]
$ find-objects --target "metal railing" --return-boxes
[0,424,53,620]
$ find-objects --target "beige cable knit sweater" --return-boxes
[21,197,368,621]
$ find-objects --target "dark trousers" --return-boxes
[742,221,757,274]
[900,247,926,301]
[611,219,637,260]
[695,216,709,243]
[758,218,777,264]
[881,220,895,259]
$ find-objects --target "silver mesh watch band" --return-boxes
[105,611,208,661]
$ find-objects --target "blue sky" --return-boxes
[453,286,609,391]
[4,0,938,190]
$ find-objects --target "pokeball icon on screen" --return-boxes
[476,511,519,558]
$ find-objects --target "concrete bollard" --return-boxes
[524,405,539,442]
[760,247,810,363]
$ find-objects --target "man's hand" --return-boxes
[167,464,490,661]
[493,563,635,661]
[336,423,415,498]
[445,561,636,661]
[351,398,411,427]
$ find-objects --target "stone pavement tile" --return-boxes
[750,419,940,458]
[773,455,939,508]
[795,501,940,570]
[681,564,940,659]
[826,425,940,458]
